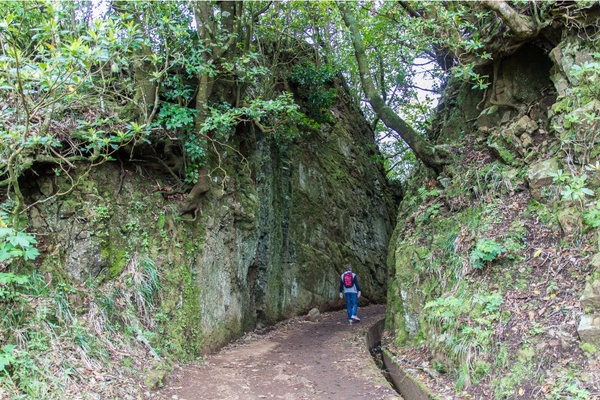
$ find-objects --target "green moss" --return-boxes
[471,360,491,385]
[517,345,535,362]
[487,135,516,164]
[108,249,128,277]
[264,263,283,323]
[39,253,69,282]
[580,342,597,355]
[157,214,166,230]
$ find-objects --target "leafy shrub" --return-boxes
[0,228,39,263]
[288,63,338,122]
[157,102,198,130]
[583,201,600,228]
[470,239,506,269]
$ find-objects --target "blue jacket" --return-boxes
[340,272,361,294]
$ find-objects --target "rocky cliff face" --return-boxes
[385,22,600,396]
[24,85,396,358]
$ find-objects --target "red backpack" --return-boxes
[343,272,353,288]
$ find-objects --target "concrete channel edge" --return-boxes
[365,318,443,400]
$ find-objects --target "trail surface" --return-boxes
[158,305,400,400]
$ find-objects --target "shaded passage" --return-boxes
[158,305,399,400]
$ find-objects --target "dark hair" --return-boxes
[345,264,352,271]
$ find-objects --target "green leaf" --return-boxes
[7,232,37,247]
[24,246,40,260]
[581,188,595,196]
[0,228,13,238]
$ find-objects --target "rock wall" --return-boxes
[385,25,600,394]
[24,87,397,358]
[254,94,395,324]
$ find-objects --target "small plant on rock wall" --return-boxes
[583,201,600,229]
[559,174,594,203]
[555,56,600,165]
[548,169,595,206]
[288,63,338,122]
[548,168,597,236]
[470,239,506,269]
[569,56,600,100]
[92,205,111,223]
[408,187,440,207]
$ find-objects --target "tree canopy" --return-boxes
[1,0,595,236]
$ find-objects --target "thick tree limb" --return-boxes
[252,1,273,20]
[398,1,422,19]
[337,2,450,173]
[480,0,537,41]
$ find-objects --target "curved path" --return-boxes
[158,305,400,400]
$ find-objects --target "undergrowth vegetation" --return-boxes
[387,135,598,397]
[0,247,163,399]
[385,43,600,397]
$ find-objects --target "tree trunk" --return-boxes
[179,1,245,215]
[337,3,451,173]
[111,1,157,122]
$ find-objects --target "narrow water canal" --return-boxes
[366,319,438,400]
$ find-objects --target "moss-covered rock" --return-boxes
[581,278,600,313]
[526,157,562,204]
[384,21,600,393]
[557,206,581,236]
[23,82,396,361]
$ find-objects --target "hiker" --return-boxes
[339,264,361,323]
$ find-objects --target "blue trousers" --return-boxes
[345,292,358,320]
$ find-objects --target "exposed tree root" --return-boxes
[179,166,209,215]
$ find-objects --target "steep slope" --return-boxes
[385,16,600,399]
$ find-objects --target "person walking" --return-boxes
[339,264,361,324]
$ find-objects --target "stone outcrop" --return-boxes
[578,314,600,348]
[526,157,562,204]
[385,13,600,387]
[24,85,397,358]
[581,278,600,312]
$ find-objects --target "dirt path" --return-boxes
[157,305,400,400]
